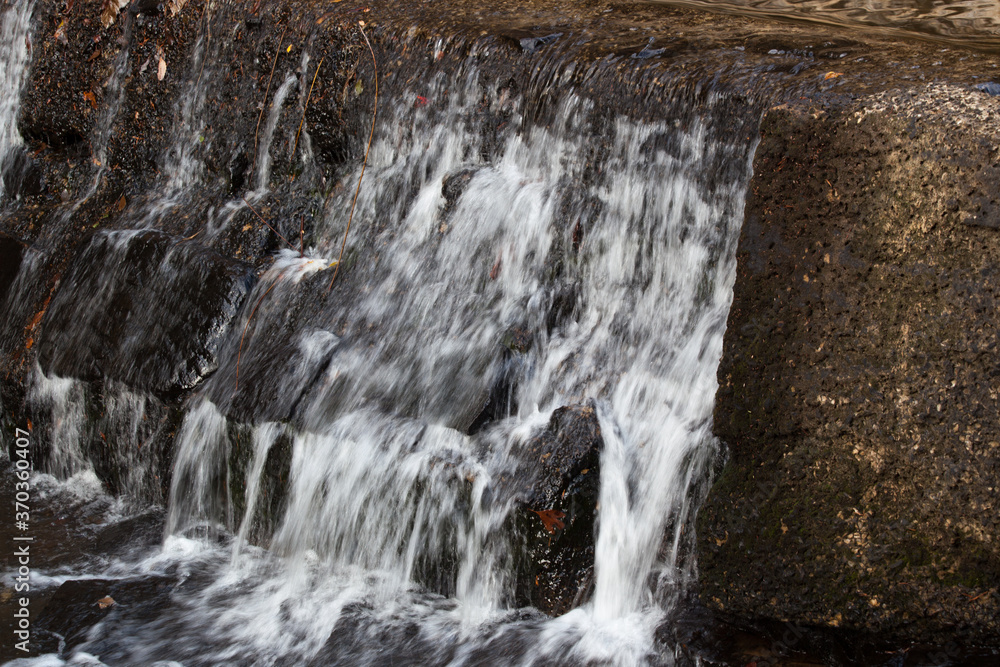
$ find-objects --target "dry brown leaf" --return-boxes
[167,0,190,16]
[824,71,844,80]
[82,91,97,109]
[532,509,566,534]
[54,20,68,45]
[96,596,116,610]
[157,57,167,82]
[100,0,128,29]
[116,194,127,211]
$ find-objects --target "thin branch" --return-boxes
[242,197,297,252]
[328,22,378,292]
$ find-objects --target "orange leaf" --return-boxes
[116,194,126,211]
[96,596,115,609]
[82,91,97,109]
[824,71,844,80]
[532,509,565,534]
[490,254,502,280]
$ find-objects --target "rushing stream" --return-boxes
[1,1,761,665]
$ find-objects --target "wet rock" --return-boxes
[441,167,478,215]
[975,82,1000,96]
[2,147,45,199]
[34,576,176,656]
[503,403,603,615]
[36,230,256,399]
[90,509,166,558]
[0,233,24,304]
[704,86,1000,646]
[631,37,667,59]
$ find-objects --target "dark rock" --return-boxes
[0,233,24,304]
[129,0,163,18]
[975,82,1000,96]
[631,37,667,59]
[34,576,176,656]
[518,32,563,54]
[503,403,603,615]
[36,230,256,399]
[90,509,166,558]
[441,167,478,215]
[704,92,1000,645]
[2,147,45,200]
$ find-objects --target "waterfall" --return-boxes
[1,8,762,664]
[155,59,757,662]
[0,0,34,202]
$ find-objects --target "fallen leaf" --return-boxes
[82,91,97,109]
[354,79,364,96]
[167,0,190,16]
[532,509,565,534]
[116,194,126,211]
[100,0,128,29]
[414,95,428,108]
[139,57,150,74]
[96,596,116,609]
[157,56,167,81]
[54,20,68,45]
[824,71,844,80]
[286,44,293,53]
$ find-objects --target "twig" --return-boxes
[242,197,297,252]
[328,22,377,292]
[293,55,325,157]
[235,278,280,393]
[251,25,288,184]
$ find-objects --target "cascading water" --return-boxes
[0,0,35,202]
[1,5,762,665]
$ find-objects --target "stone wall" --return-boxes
[703,84,1000,645]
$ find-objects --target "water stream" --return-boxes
[2,3,760,666]
[0,0,35,203]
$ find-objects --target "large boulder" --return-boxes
[36,229,255,399]
[702,85,1000,645]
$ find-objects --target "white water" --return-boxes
[1,16,758,667]
[58,24,132,225]
[0,0,34,202]
[153,61,755,663]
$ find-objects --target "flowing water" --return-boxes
[654,0,1000,45]
[0,2,762,666]
[0,0,35,202]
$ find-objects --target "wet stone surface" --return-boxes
[500,403,603,615]
[36,229,256,399]
[704,84,1000,646]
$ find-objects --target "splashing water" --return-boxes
[0,0,35,202]
[4,27,762,667]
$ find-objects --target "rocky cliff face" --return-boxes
[4,0,1000,654]
[704,85,1000,646]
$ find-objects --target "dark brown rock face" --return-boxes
[0,233,24,302]
[703,86,1000,645]
[36,229,255,399]
[505,403,603,615]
